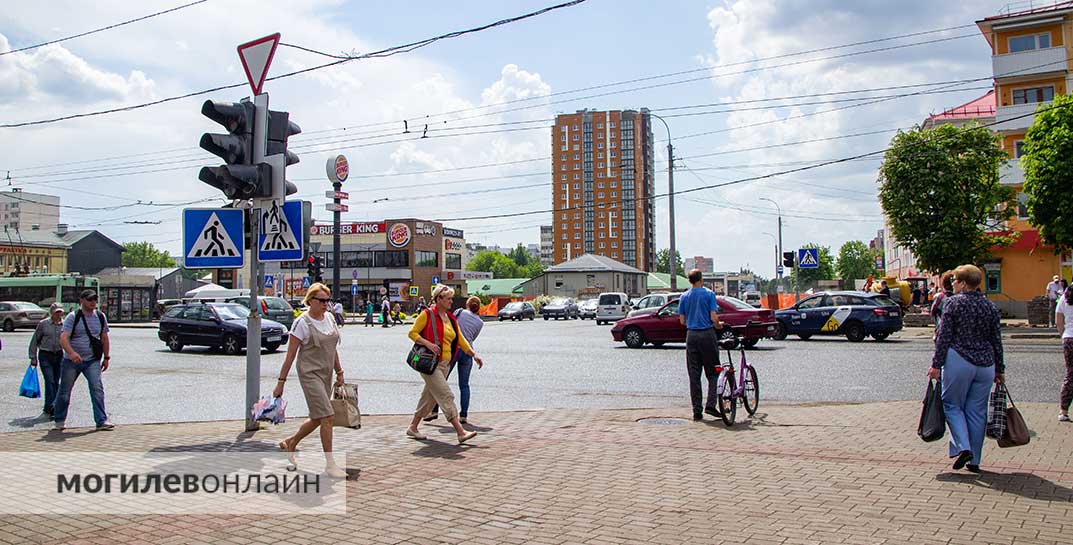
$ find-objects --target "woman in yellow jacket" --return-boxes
[405,285,483,444]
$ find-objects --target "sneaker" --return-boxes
[53,421,65,431]
[1060,414,1071,422]
[459,416,467,424]
[96,421,115,431]
[692,412,703,421]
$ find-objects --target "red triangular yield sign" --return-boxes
[237,33,280,96]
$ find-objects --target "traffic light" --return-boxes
[198,99,272,199]
[313,256,324,283]
[266,109,301,199]
[782,251,795,269]
[307,256,316,280]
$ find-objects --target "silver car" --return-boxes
[0,301,49,331]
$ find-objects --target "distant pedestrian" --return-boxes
[425,296,485,424]
[1055,285,1073,422]
[417,296,427,312]
[677,268,724,421]
[392,303,404,325]
[931,271,955,326]
[273,283,347,478]
[927,282,936,304]
[53,290,113,431]
[381,296,391,328]
[1047,275,1062,327]
[864,274,874,292]
[405,285,482,444]
[28,303,65,418]
[332,300,345,327]
[929,265,1004,473]
[879,282,891,298]
[911,283,922,306]
[364,299,375,327]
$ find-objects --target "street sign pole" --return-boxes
[325,156,349,308]
[245,92,268,432]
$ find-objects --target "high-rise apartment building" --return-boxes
[550,109,655,270]
[539,225,554,266]
[684,256,714,273]
[0,189,60,232]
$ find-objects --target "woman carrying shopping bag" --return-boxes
[273,283,348,478]
[928,265,1004,473]
[1055,284,1073,422]
[404,285,483,444]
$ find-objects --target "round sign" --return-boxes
[379,286,387,295]
[351,269,359,279]
[388,222,411,248]
[325,155,349,184]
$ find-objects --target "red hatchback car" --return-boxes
[610,296,778,349]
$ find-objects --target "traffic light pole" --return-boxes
[245,93,268,432]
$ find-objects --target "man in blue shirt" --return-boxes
[677,269,724,421]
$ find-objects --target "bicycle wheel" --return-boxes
[742,365,759,416]
[717,371,737,426]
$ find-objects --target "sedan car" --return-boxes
[578,299,598,319]
[626,292,683,318]
[773,291,903,342]
[541,298,579,320]
[498,301,535,321]
[226,295,295,329]
[611,296,778,349]
[0,301,48,331]
[159,303,289,355]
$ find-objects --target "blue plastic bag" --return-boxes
[19,365,41,398]
[251,396,287,425]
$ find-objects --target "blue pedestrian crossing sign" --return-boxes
[798,248,820,269]
[351,284,358,295]
[431,275,440,285]
[263,276,274,289]
[258,200,303,262]
[302,276,311,289]
[183,208,245,269]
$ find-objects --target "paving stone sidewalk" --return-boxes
[1,400,1071,545]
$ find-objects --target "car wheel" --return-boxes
[166,333,183,353]
[872,332,889,341]
[773,321,788,341]
[499,317,505,321]
[719,328,739,349]
[528,315,534,321]
[797,333,812,340]
[623,326,646,349]
[844,321,866,342]
[741,338,759,349]
[264,342,281,352]
[222,334,241,355]
[2,319,13,332]
[543,315,548,320]
[596,320,603,325]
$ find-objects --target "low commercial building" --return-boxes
[1,225,123,276]
[516,254,647,298]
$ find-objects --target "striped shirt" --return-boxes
[453,308,484,344]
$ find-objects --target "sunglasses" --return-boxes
[82,296,98,302]
[311,297,332,304]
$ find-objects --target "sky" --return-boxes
[0,0,1018,277]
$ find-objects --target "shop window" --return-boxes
[375,251,409,268]
[445,253,462,270]
[985,269,1001,294]
[415,251,438,267]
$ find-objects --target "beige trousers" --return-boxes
[415,359,458,421]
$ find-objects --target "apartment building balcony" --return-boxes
[992,46,1067,79]
[994,101,1050,130]
[1000,159,1025,186]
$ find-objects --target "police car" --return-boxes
[773,291,902,342]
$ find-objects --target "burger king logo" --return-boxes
[334,155,349,182]
[388,223,411,248]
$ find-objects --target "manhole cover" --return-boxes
[636,417,690,426]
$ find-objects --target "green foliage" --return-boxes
[121,241,175,268]
[835,240,876,284]
[466,249,544,279]
[1022,93,1073,251]
[655,248,683,275]
[508,244,531,267]
[879,123,1015,273]
[790,243,835,285]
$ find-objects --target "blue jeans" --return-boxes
[941,348,994,466]
[53,357,108,426]
[431,354,476,418]
[37,350,63,414]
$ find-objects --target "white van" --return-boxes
[183,288,250,303]
[596,292,631,325]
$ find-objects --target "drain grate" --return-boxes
[636,417,690,426]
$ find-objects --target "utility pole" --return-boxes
[651,114,676,290]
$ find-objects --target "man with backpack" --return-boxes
[52,289,113,431]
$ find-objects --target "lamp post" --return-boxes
[650,113,677,290]
[761,232,777,280]
[759,198,782,281]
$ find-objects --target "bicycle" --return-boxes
[714,329,759,426]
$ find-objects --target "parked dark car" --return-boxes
[610,296,778,349]
[541,298,579,320]
[158,303,289,355]
[226,296,295,329]
[0,301,48,331]
[773,291,903,342]
[578,299,598,320]
[498,301,535,321]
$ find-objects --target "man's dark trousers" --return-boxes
[686,327,720,415]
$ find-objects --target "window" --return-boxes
[597,123,604,129]
[572,134,579,141]
[597,152,604,159]
[560,125,567,132]
[1013,86,1054,104]
[610,141,616,148]
[599,222,606,228]
[561,193,568,200]
[561,145,568,151]
[610,211,618,217]
[597,182,605,188]
[561,184,567,190]
[573,173,580,180]
[609,122,616,128]
[611,252,618,258]
[611,242,618,248]
[985,267,1001,294]
[610,132,616,138]
[562,243,569,249]
[560,135,567,142]
[572,125,578,131]
[610,181,618,188]
[1017,192,1029,219]
[598,192,605,198]
[445,253,462,270]
[573,183,581,190]
[574,233,581,239]
[574,163,580,170]
[560,154,566,161]
[574,243,581,249]
[796,296,824,310]
[610,221,618,228]
[611,192,618,198]
[561,213,568,219]
[573,212,581,219]
[1014,140,1026,158]
[610,151,617,158]
[597,142,604,149]
[561,233,568,240]
[561,164,567,171]
[415,251,438,267]
[560,174,567,181]
[599,232,605,238]
[1009,33,1051,53]
[573,144,579,151]
[573,193,580,200]
[574,223,580,229]
[375,251,409,268]
[574,154,580,160]
[561,223,567,230]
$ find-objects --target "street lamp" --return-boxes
[759,197,782,280]
[650,113,677,290]
[761,232,777,279]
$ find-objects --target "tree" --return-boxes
[879,123,1016,273]
[508,244,532,267]
[122,241,175,268]
[466,249,543,279]
[790,243,835,286]
[655,248,683,275]
[1022,93,1073,251]
[835,240,876,285]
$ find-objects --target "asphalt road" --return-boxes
[0,319,1066,433]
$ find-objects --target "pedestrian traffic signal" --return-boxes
[782,251,795,269]
[198,99,275,200]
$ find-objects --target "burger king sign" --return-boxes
[388,223,411,248]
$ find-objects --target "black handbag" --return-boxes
[918,378,945,442]
[406,310,440,375]
[73,310,105,361]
